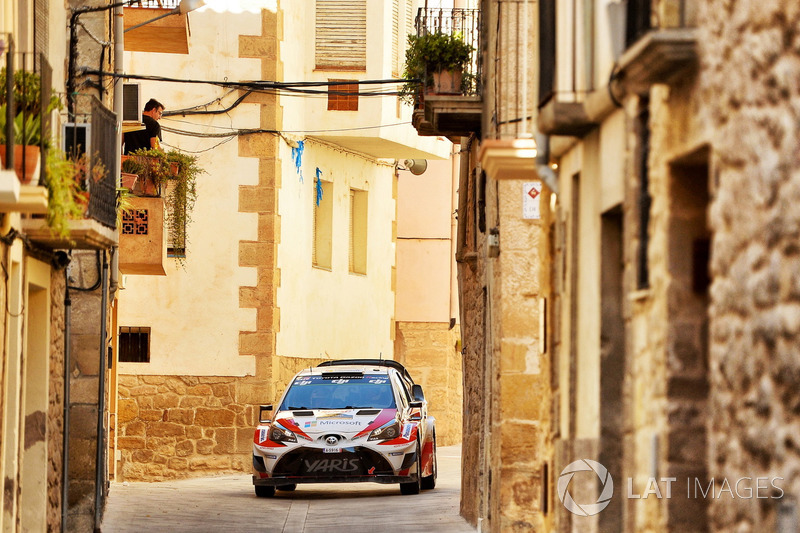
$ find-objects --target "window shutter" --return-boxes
[392,0,400,77]
[316,0,367,70]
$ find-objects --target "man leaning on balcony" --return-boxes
[123,98,164,154]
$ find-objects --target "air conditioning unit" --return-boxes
[62,122,91,159]
[123,83,142,123]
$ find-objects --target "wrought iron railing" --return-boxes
[127,0,180,8]
[87,98,118,229]
[415,8,482,98]
[626,0,697,48]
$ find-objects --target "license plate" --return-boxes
[323,447,341,454]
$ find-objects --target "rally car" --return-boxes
[252,359,437,496]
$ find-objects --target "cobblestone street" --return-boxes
[101,444,473,532]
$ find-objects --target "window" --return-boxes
[315,0,367,70]
[119,327,151,363]
[313,178,333,269]
[538,0,556,107]
[327,79,359,111]
[636,107,651,290]
[349,188,368,274]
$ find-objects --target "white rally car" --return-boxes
[252,359,437,496]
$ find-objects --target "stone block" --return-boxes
[236,382,273,405]
[179,396,206,408]
[188,456,232,471]
[175,440,194,457]
[124,421,146,436]
[72,334,100,375]
[117,436,146,450]
[239,241,275,268]
[166,409,195,425]
[196,438,215,455]
[186,384,214,396]
[214,428,236,454]
[141,376,166,385]
[139,409,164,422]
[117,400,140,426]
[195,408,236,427]
[69,404,98,438]
[131,449,155,463]
[499,421,543,466]
[237,428,256,454]
[167,457,189,471]
[153,393,181,409]
[187,426,203,439]
[147,422,185,438]
[70,376,99,404]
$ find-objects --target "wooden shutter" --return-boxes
[392,0,400,77]
[316,0,367,70]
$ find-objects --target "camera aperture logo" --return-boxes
[558,459,614,516]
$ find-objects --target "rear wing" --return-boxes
[317,359,415,384]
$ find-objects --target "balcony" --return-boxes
[23,100,119,250]
[410,8,483,139]
[618,0,699,95]
[124,0,193,54]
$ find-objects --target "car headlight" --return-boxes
[368,421,401,442]
[270,423,297,443]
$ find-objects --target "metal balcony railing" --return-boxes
[415,8,482,98]
[626,0,697,48]
[87,98,118,229]
[128,0,180,8]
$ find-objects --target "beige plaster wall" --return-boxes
[275,140,397,360]
[118,9,264,378]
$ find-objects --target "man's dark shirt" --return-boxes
[123,115,162,154]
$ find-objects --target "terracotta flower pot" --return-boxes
[121,172,138,190]
[0,145,42,185]
[432,70,463,95]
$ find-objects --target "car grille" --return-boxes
[273,447,394,477]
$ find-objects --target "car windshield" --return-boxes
[279,374,396,410]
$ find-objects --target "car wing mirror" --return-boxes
[259,404,273,424]
[409,400,423,409]
[409,400,423,420]
[411,384,425,402]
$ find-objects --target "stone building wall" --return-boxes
[701,2,800,531]
[48,269,66,533]
[395,321,463,447]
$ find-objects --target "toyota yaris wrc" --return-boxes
[252,359,437,496]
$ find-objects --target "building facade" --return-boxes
[113,0,461,482]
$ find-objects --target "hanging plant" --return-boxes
[122,147,202,263]
[44,149,83,239]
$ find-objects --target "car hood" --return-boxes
[273,408,398,440]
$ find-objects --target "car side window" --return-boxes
[391,371,412,408]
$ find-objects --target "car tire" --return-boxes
[255,485,276,498]
[277,484,297,492]
[399,442,422,495]
[421,433,437,490]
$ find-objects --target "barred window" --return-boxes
[119,327,151,363]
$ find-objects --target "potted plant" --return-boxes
[121,147,201,262]
[400,31,474,106]
[0,68,62,185]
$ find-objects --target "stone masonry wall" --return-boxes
[116,375,261,481]
[396,321,463,447]
[701,2,800,531]
[48,269,66,533]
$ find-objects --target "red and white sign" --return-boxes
[523,181,542,219]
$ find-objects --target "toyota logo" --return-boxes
[325,436,339,446]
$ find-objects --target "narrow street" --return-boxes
[100,444,473,532]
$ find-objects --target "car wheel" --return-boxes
[399,442,422,495]
[421,433,437,490]
[255,485,276,498]
[277,483,297,492]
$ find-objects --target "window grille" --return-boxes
[119,327,151,363]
